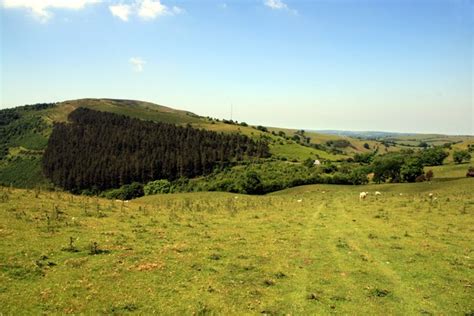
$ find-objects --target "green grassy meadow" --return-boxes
[1,173,472,314]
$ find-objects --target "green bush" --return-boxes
[144,179,171,195]
[349,167,369,185]
[354,152,374,164]
[418,147,448,166]
[256,125,268,132]
[303,158,314,168]
[237,171,263,194]
[400,157,424,183]
[104,182,144,200]
[326,139,351,148]
[372,153,405,183]
[453,150,471,164]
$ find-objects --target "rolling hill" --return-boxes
[1,174,472,314]
[0,98,472,190]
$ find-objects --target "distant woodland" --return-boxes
[43,108,270,192]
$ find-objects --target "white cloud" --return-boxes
[264,0,287,10]
[109,3,132,21]
[2,0,101,22]
[108,0,183,22]
[129,57,146,72]
[263,0,297,15]
[137,0,168,19]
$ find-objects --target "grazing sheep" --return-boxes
[297,199,303,203]
[359,192,368,200]
[375,191,382,196]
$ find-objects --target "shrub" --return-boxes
[144,179,171,195]
[303,158,314,168]
[467,166,474,178]
[419,141,429,148]
[418,147,448,166]
[256,125,268,132]
[400,158,424,183]
[349,167,369,185]
[326,139,351,148]
[354,152,374,164]
[104,182,144,200]
[453,150,471,164]
[320,163,337,174]
[425,169,434,181]
[372,153,405,183]
[238,171,263,194]
[415,174,426,182]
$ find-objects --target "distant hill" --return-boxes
[1,98,473,189]
[314,130,418,139]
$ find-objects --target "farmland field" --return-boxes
[1,174,473,314]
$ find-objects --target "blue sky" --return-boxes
[1,0,472,135]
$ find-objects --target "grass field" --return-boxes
[1,172,473,314]
[426,161,473,179]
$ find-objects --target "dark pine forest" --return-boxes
[43,108,270,192]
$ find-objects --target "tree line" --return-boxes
[42,107,270,192]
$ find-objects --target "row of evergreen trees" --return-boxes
[42,107,270,192]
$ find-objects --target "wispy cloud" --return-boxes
[264,0,287,10]
[2,0,101,22]
[109,0,183,22]
[263,0,297,14]
[109,3,132,21]
[129,57,146,72]
[171,5,183,15]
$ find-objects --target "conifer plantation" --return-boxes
[42,108,269,192]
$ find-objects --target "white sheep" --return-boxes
[375,191,382,196]
[359,192,368,200]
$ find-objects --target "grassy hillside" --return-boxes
[0,99,356,189]
[425,160,473,179]
[37,98,201,125]
[1,98,472,190]
[1,174,472,314]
